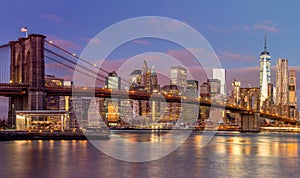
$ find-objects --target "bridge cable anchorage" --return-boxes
[44,40,130,85]
[45,55,106,83]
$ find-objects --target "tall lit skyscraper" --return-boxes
[259,34,271,106]
[170,66,187,93]
[213,68,226,96]
[275,59,289,105]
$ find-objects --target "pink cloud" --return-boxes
[46,35,82,50]
[78,37,102,46]
[206,24,241,33]
[132,39,149,45]
[218,51,256,62]
[207,20,280,34]
[41,13,63,22]
[145,17,186,33]
[253,24,279,33]
[166,48,216,67]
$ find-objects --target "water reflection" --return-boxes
[0,133,300,177]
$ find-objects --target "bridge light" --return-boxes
[49,41,53,44]
[72,53,76,56]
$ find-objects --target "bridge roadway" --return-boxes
[0,83,296,124]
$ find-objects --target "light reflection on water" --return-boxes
[0,132,299,178]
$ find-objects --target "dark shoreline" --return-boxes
[0,131,110,141]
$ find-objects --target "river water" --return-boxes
[0,131,299,178]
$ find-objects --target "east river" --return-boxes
[0,131,299,178]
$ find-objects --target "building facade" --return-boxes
[170,66,187,93]
[105,71,121,125]
[129,69,141,88]
[207,79,221,99]
[275,59,289,105]
[213,68,226,96]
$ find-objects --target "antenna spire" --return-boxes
[264,33,267,53]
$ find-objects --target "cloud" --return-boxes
[46,35,82,50]
[144,17,186,33]
[207,20,280,34]
[78,37,102,46]
[132,39,149,45]
[206,24,242,34]
[218,51,256,62]
[253,20,279,33]
[41,13,63,23]
[166,48,218,67]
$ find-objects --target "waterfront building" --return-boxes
[170,66,187,93]
[213,68,226,96]
[259,35,271,107]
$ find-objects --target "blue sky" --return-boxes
[1,1,300,86]
[1,1,300,68]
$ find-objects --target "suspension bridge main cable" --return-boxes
[44,40,130,85]
[45,55,106,83]
[44,48,108,81]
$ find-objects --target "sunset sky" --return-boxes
[1,1,300,116]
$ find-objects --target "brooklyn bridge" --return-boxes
[0,34,297,132]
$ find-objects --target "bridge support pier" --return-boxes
[8,34,46,127]
[240,112,261,132]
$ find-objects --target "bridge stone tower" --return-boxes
[8,34,46,125]
[239,87,261,132]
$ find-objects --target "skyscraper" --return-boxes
[106,71,121,89]
[207,79,221,99]
[289,70,297,107]
[232,79,241,105]
[129,69,141,88]
[213,68,226,96]
[275,59,289,105]
[186,80,198,92]
[149,66,159,92]
[170,66,187,93]
[105,71,121,124]
[259,34,271,106]
[288,70,298,118]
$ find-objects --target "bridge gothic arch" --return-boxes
[239,87,260,111]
